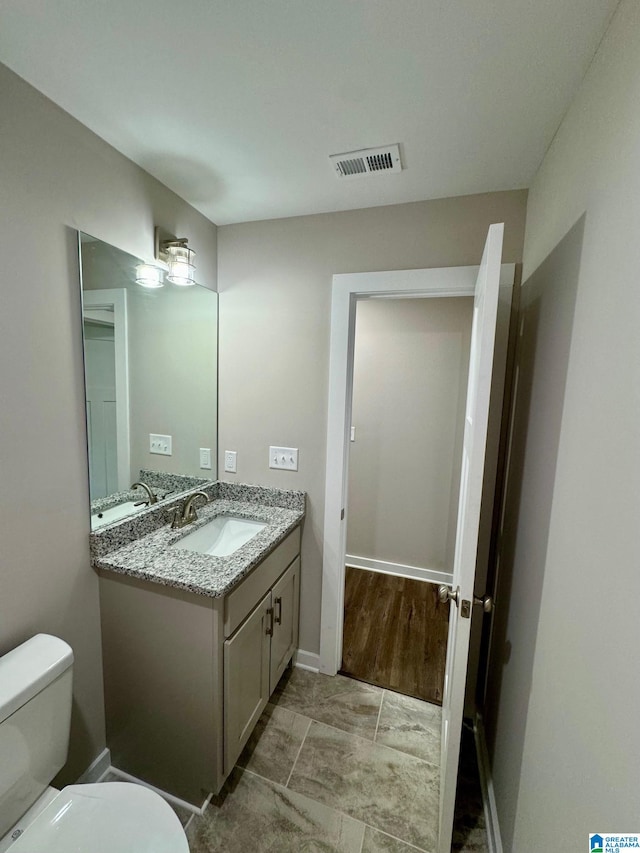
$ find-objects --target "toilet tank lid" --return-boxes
[0,634,74,724]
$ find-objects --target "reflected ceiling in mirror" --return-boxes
[79,232,218,530]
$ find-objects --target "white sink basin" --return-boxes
[171,516,267,557]
[91,500,139,530]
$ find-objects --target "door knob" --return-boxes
[474,594,494,613]
[439,585,493,613]
[438,585,459,606]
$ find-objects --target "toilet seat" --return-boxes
[9,782,189,853]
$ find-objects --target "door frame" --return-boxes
[319,263,515,676]
[82,288,130,492]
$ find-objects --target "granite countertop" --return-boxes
[90,469,212,516]
[90,487,172,515]
[92,486,305,598]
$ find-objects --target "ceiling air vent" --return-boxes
[330,144,402,179]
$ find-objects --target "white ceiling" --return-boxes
[0,0,618,225]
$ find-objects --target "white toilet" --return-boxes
[0,634,189,852]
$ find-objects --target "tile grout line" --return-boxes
[373,689,385,742]
[366,825,434,853]
[358,822,366,853]
[285,715,313,788]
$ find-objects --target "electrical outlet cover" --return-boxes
[224,450,237,473]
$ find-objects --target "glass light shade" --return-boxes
[166,244,196,286]
[135,263,164,288]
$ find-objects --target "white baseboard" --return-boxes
[345,554,452,587]
[474,713,503,853]
[105,766,208,815]
[294,649,320,672]
[76,747,111,783]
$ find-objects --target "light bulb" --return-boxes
[166,246,196,286]
[135,263,164,288]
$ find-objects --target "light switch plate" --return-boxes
[150,434,172,455]
[224,450,237,473]
[199,448,212,470]
[269,446,299,471]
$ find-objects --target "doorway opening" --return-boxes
[339,294,474,703]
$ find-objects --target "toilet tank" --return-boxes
[0,635,74,838]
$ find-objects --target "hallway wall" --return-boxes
[347,297,473,572]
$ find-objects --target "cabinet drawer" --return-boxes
[224,526,300,638]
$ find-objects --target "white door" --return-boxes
[438,223,504,852]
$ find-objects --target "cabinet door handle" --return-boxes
[274,596,282,625]
[266,607,274,636]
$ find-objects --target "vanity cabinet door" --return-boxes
[223,591,271,773]
[269,557,300,693]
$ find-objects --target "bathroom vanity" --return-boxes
[91,482,304,806]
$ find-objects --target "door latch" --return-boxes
[438,585,474,619]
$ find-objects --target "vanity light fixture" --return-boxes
[155,227,196,287]
[135,263,164,289]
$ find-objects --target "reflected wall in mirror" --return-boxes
[79,232,218,530]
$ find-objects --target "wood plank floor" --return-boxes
[340,566,450,704]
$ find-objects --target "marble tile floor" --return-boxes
[186,667,488,853]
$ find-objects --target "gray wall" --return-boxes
[485,1,640,847]
[0,63,217,783]
[217,190,528,656]
[128,285,218,479]
[347,297,473,572]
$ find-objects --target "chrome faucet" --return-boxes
[131,481,158,506]
[170,491,210,529]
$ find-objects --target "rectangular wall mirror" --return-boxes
[78,232,218,530]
